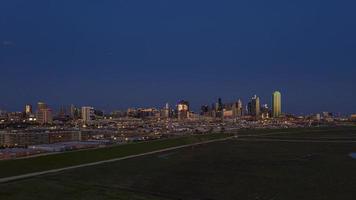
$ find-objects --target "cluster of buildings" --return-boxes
[112,91,282,122]
[0,91,354,160]
[0,103,97,127]
[198,91,282,120]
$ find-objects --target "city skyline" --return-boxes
[3,92,280,114]
[0,89,351,116]
[1,1,356,199]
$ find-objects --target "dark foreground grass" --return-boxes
[1,127,356,200]
[0,133,231,179]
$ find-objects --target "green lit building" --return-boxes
[272,91,282,118]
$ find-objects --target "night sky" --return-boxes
[1,0,355,115]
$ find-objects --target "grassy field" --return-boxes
[1,127,356,200]
[0,133,232,178]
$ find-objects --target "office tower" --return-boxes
[272,91,282,118]
[200,105,209,116]
[37,102,47,110]
[37,109,53,124]
[69,104,76,118]
[247,102,252,116]
[217,98,223,112]
[237,99,243,117]
[251,95,260,119]
[215,98,224,118]
[25,104,32,115]
[36,102,53,125]
[177,100,189,120]
[211,103,217,118]
[162,103,170,118]
[232,102,238,118]
[69,104,81,119]
[232,99,243,118]
[81,107,94,124]
[261,104,270,119]
[58,105,67,118]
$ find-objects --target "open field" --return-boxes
[239,126,356,140]
[0,133,232,179]
[1,127,356,200]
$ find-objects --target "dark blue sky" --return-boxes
[0,0,355,115]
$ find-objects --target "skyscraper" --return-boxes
[215,98,224,118]
[251,95,260,119]
[162,103,170,118]
[81,107,94,124]
[232,99,243,118]
[261,104,270,119]
[200,105,210,116]
[237,99,243,117]
[217,98,223,111]
[37,102,47,110]
[177,100,189,120]
[36,102,53,125]
[25,104,32,115]
[272,91,282,118]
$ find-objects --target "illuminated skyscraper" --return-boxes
[37,102,47,110]
[237,99,243,117]
[214,98,224,118]
[25,104,32,115]
[251,95,260,119]
[261,104,270,119]
[36,102,52,124]
[272,91,282,118]
[81,106,94,124]
[177,100,189,120]
[162,103,170,118]
[232,99,243,118]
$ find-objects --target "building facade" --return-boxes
[36,102,53,125]
[251,95,260,119]
[81,107,94,124]
[272,91,282,118]
[177,100,189,120]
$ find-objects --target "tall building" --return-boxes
[36,102,53,125]
[69,104,81,119]
[81,107,94,124]
[251,95,260,119]
[25,104,32,115]
[215,98,224,118]
[272,91,282,118]
[217,98,223,111]
[200,105,210,116]
[37,102,47,110]
[232,99,243,118]
[261,104,270,119]
[70,104,76,118]
[247,102,252,116]
[177,100,189,120]
[162,103,170,118]
[56,105,68,119]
